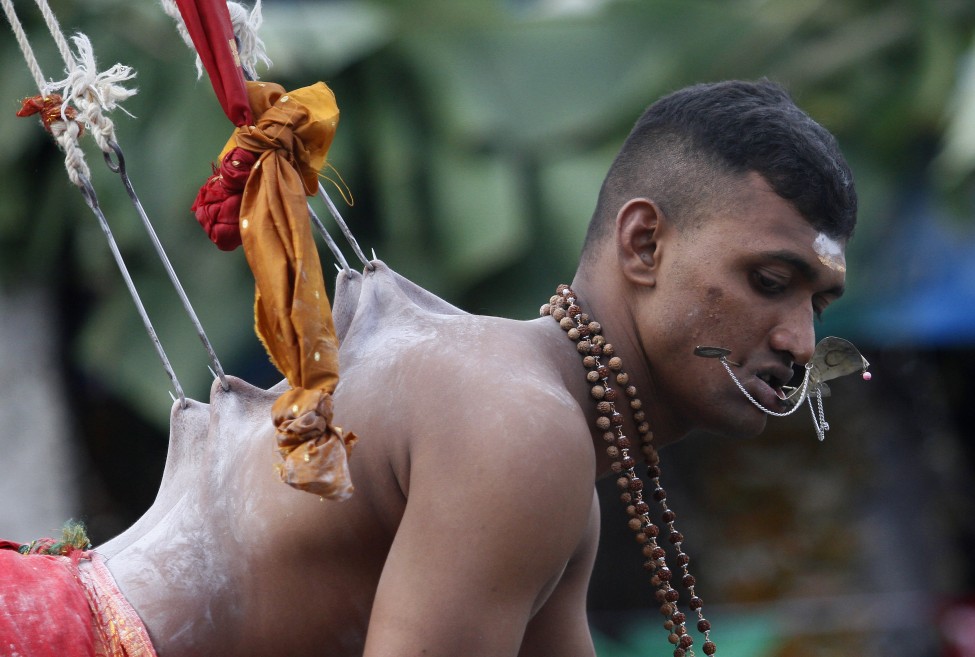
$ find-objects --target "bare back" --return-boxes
[102,263,601,657]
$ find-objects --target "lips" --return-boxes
[757,372,789,398]
[777,384,806,410]
[742,362,797,412]
[750,374,789,411]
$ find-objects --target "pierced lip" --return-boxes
[755,365,794,389]
[750,376,785,409]
[750,365,795,408]
[777,386,804,409]
[776,366,812,408]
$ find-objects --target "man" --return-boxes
[22,78,857,656]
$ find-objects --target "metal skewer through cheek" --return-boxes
[696,338,872,442]
[711,353,832,442]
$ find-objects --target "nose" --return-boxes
[769,307,816,366]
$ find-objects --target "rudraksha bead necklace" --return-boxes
[541,284,717,657]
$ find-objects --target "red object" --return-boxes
[174,0,252,126]
[16,94,84,135]
[0,543,96,656]
[0,542,159,656]
[191,146,257,250]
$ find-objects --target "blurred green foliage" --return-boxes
[1,0,974,424]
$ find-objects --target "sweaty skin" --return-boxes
[99,174,846,657]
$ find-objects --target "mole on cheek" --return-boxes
[706,287,723,302]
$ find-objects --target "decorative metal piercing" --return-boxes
[694,337,870,441]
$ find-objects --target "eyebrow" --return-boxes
[763,250,846,298]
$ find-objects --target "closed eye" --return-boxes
[751,270,788,295]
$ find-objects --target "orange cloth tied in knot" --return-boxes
[272,388,357,499]
[221,80,356,498]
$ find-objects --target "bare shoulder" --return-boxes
[336,312,594,472]
[405,314,598,578]
[331,292,610,655]
[403,314,595,485]
[337,309,595,511]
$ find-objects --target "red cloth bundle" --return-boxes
[191,146,257,250]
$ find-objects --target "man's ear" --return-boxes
[615,197,669,287]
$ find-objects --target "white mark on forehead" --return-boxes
[813,233,846,273]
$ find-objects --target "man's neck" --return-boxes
[566,268,684,455]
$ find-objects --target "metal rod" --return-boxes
[307,201,351,274]
[317,181,373,270]
[103,141,230,390]
[77,176,187,408]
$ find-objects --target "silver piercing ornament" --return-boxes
[693,337,871,441]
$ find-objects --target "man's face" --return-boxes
[637,173,847,440]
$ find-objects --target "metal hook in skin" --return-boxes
[235,65,361,275]
[317,181,374,270]
[307,201,352,275]
[77,175,187,408]
[692,346,742,367]
[102,140,230,391]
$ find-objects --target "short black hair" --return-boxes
[581,79,857,255]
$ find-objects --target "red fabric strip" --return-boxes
[174,0,253,126]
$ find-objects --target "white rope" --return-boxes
[159,0,271,80]
[53,35,136,153]
[156,0,192,46]
[1,0,90,187]
[1,0,45,90]
[227,0,271,80]
[30,0,229,392]
[33,0,137,154]
[157,0,204,77]
[47,120,90,187]
[31,0,72,78]
[1,0,202,405]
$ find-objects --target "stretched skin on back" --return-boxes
[104,262,602,657]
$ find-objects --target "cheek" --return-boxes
[678,286,728,341]
[702,286,725,328]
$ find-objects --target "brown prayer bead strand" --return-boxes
[544,285,716,657]
[555,292,673,604]
[561,296,684,647]
[617,380,693,652]
[649,479,715,655]
[547,288,695,654]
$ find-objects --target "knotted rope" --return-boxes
[37,0,230,393]
[1,0,89,187]
[2,0,239,405]
[32,0,136,154]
